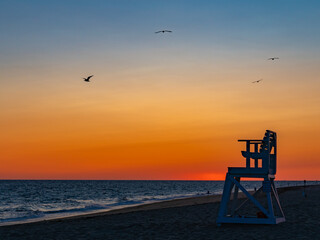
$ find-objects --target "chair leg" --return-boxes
[218,173,234,218]
[231,177,240,216]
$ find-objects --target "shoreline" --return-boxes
[1,184,315,227]
[0,193,223,227]
[1,185,319,240]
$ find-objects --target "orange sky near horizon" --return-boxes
[1,68,320,180]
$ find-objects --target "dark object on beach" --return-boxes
[217,130,285,225]
[268,57,279,60]
[207,191,210,194]
[83,75,94,82]
[257,211,268,218]
[155,30,172,34]
[303,180,307,198]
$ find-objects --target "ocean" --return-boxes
[0,180,316,225]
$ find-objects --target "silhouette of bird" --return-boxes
[268,57,279,60]
[252,79,263,83]
[83,75,93,82]
[155,30,172,34]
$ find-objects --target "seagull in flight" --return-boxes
[155,30,172,34]
[268,57,279,60]
[83,75,93,82]
[252,79,263,83]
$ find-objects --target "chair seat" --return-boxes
[241,151,268,159]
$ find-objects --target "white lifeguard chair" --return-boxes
[217,130,285,225]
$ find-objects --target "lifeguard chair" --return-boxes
[217,130,285,225]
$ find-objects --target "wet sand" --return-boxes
[0,185,319,240]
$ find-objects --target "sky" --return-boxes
[1,0,320,180]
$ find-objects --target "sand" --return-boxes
[0,185,319,240]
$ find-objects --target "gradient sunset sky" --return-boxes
[1,0,320,180]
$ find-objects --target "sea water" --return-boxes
[0,180,315,225]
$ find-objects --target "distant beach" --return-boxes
[0,185,319,240]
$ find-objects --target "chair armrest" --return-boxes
[238,139,264,143]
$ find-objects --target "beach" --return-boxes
[0,185,319,240]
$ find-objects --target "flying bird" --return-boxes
[268,57,279,60]
[83,75,93,82]
[155,30,172,34]
[252,79,263,83]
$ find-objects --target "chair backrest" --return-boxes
[260,130,276,153]
[238,130,277,175]
[263,130,277,174]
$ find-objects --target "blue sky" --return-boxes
[2,0,320,59]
